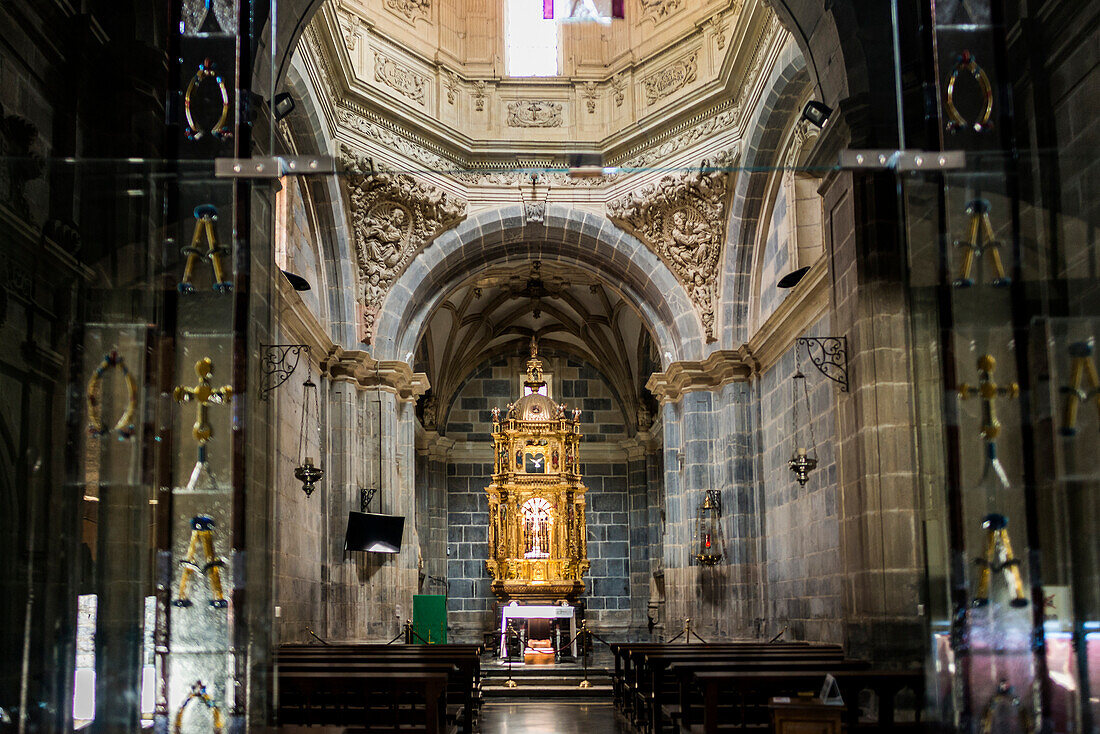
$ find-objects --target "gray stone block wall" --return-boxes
[757,316,841,643]
[443,353,628,443]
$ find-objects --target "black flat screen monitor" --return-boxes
[344,512,404,554]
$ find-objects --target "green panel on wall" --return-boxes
[413,594,447,644]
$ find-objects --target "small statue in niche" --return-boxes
[552,447,560,470]
[557,403,567,419]
[516,449,523,469]
[507,402,517,419]
[572,408,582,423]
[491,406,501,424]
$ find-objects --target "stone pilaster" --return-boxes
[622,435,652,635]
[647,351,758,640]
[321,348,429,640]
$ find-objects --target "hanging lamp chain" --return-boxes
[794,349,819,460]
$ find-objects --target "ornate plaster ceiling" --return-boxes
[297,0,783,168]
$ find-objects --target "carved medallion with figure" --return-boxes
[606,148,737,342]
[339,145,467,344]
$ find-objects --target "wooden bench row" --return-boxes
[274,643,482,734]
[609,642,922,734]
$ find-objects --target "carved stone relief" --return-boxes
[374,52,428,105]
[507,100,564,128]
[524,201,546,223]
[385,0,431,22]
[442,71,460,105]
[581,82,598,114]
[337,106,456,170]
[473,81,488,112]
[642,51,698,105]
[639,0,683,21]
[606,148,738,342]
[611,73,627,107]
[339,144,467,344]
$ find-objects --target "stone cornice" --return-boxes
[744,256,828,372]
[321,345,430,401]
[646,348,754,404]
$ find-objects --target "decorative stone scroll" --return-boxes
[606,148,738,342]
[374,52,427,105]
[385,0,431,22]
[507,100,564,128]
[642,52,698,105]
[640,0,683,21]
[339,145,467,344]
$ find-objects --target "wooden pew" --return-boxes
[611,643,825,719]
[628,646,845,734]
[277,670,450,734]
[686,669,924,734]
[275,645,481,733]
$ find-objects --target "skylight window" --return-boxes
[505,0,560,77]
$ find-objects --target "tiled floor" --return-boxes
[478,701,631,733]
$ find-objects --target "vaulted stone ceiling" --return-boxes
[416,261,658,434]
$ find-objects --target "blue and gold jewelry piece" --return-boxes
[972,513,1028,608]
[179,204,232,294]
[173,515,229,609]
[945,49,994,134]
[1060,339,1100,436]
[173,680,226,733]
[183,58,231,141]
[86,351,138,439]
[953,200,1010,288]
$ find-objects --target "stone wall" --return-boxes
[757,316,841,643]
[443,353,628,444]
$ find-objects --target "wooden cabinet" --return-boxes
[769,697,842,734]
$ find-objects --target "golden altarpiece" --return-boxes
[485,341,589,603]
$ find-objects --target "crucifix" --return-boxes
[174,357,233,459]
[958,354,1018,442]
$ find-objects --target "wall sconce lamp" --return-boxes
[788,361,819,487]
[694,490,723,566]
[294,362,324,498]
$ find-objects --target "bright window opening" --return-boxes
[505,0,560,77]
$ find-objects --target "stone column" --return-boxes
[812,117,924,664]
[415,431,453,595]
[622,436,651,636]
[321,348,429,640]
[647,351,755,641]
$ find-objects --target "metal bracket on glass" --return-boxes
[796,336,849,392]
[215,155,336,178]
[838,149,965,172]
[258,344,309,401]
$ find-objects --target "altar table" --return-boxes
[499,604,577,658]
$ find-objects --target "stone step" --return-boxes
[482,683,613,699]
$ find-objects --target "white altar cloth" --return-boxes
[499,604,577,658]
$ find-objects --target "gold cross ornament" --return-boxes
[958,354,1018,441]
[174,357,233,445]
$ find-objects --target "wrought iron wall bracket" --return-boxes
[259,344,310,401]
[796,336,849,392]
